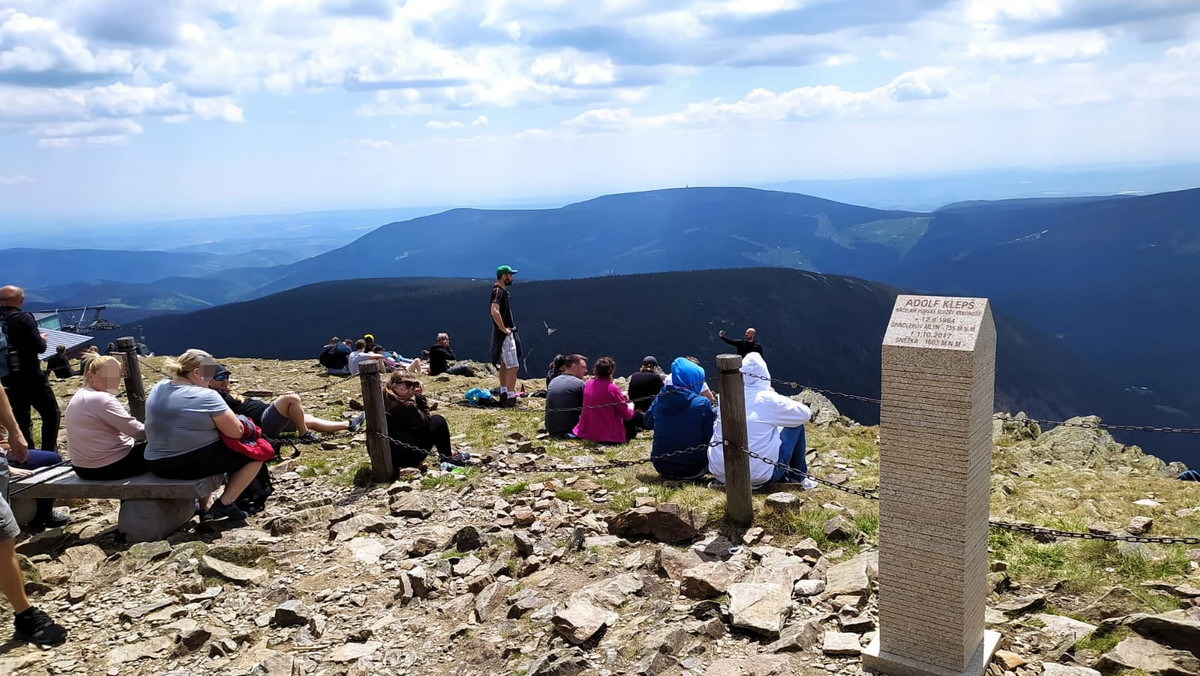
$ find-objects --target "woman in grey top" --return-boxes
[144,349,263,521]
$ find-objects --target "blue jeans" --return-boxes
[770,425,807,483]
[10,449,64,523]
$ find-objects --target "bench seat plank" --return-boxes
[12,469,222,500]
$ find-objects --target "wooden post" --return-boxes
[117,336,146,422]
[359,361,394,483]
[717,354,753,528]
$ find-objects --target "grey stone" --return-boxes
[199,555,267,585]
[274,600,312,627]
[249,652,295,675]
[514,531,537,558]
[792,538,822,559]
[329,513,391,541]
[605,504,707,544]
[995,593,1046,615]
[476,582,508,622]
[1128,612,1200,657]
[390,493,432,518]
[344,537,389,565]
[1079,586,1145,621]
[840,614,875,633]
[553,597,619,644]
[822,515,859,541]
[822,554,873,599]
[1034,613,1098,642]
[1042,664,1101,676]
[528,648,590,676]
[268,504,338,535]
[763,618,822,653]
[765,493,801,510]
[680,561,743,599]
[728,582,791,637]
[453,525,483,552]
[1096,636,1200,676]
[822,631,862,656]
[657,546,703,581]
[1128,516,1154,535]
[327,641,381,663]
[794,579,825,596]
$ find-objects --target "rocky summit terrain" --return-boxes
[2,357,1198,676]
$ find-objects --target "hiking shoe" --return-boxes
[347,413,366,434]
[501,394,519,408]
[207,500,248,521]
[800,478,818,491]
[297,431,323,443]
[13,606,68,646]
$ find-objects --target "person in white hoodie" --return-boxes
[708,352,815,489]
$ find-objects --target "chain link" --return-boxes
[998,414,1200,435]
[987,519,1200,545]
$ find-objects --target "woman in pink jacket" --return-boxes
[572,357,634,443]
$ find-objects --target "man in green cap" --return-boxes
[489,265,520,407]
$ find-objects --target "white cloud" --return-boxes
[425,119,464,129]
[0,174,34,184]
[0,9,134,84]
[357,137,391,149]
[967,31,1109,64]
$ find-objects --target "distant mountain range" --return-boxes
[12,185,1199,433]
[136,269,1193,465]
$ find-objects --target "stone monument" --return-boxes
[862,295,1000,676]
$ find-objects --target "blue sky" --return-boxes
[2,0,1200,222]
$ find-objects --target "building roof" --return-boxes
[39,329,94,360]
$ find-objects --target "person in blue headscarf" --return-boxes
[644,357,716,480]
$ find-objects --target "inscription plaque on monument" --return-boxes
[863,294,999,676]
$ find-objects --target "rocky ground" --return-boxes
[1,358,1198,676]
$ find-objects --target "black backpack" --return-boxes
[318,343,348,369]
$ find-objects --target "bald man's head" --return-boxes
[0,285,24,308]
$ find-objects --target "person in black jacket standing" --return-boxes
[0,286,60,451]
[718,327,763,358]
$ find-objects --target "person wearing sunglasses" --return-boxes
[383,371,469,474]
[207,363,363,443]
[143,349,263,522]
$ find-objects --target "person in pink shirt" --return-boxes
[64,355,147,480]
[572,357,635,443]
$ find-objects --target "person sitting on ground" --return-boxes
[318,336,353,375]
[383,372,469,474]
[546,354,566,387]
[65,355,147,481]
[363,333,380,352]
[627,356,665,412]
[143,349,264,522]
[645,357,716,481]
[208,364,364,443]
[663,356,716,403]
[428,333,475,377]
[708,352,813,489]
[573,357,635,443]
[348,339,386,376]
[44,345,74,380]
[545,354,587,437]
[0,385,68,646]
[718,327,763,358]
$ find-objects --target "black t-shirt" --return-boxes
[627,370,665,412]
[46,354,73,379]
[218,390,270,423]
[1,306,46,379]
[490,284,513,330]
[428,344,456,376]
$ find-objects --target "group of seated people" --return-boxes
[544,351,816,489]
[321,332,476,379]
[59,349,366,522]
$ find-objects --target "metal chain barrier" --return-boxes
[987,519,1200,545]
[998,414,1200,435]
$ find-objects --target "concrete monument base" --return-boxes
[862,630,1001,676]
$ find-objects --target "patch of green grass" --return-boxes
[346,462,374,487]
[441,548,463,560]
[555,489,587,504]
[1074,626,1131,655]
[853,512,879,537]
[297,457,331,478]
[501,481,528,497]
[607,492,636,512]
[420,473,461,490]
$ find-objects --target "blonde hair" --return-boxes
[84,354,118,375]
[164,349,214,378]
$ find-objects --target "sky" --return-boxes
[2,0,1200,222]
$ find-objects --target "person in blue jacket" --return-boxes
[645,357,716,480]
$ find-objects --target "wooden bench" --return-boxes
[10,466,223,542]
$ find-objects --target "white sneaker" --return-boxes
[801,478,818,491]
